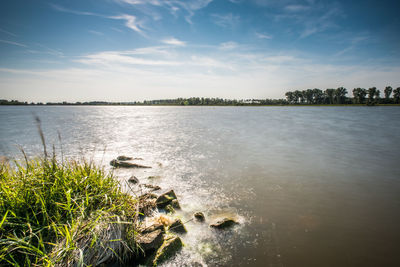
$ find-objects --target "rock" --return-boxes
[210,218,238,229]
[138,193,158,216]
[140,223,165,234]
[152,236,183,266]
[171,199,181,209]
[156,190,177,208]
[139,193,158,199]
[116,155,133,161]
[142,184,161,191]
[194,212,205,222]
[128,175,139,184]
[110,159,151,168]
[164,205,175,214]
[136,229,164,252]
[168,219,187,234]
[148,175,161,179]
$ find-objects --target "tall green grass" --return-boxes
[0,157,137,266]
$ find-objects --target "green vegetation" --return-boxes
[0,156,137,266]
[285,86,400,105]
[1,85,400,106]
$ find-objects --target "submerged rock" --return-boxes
[210,218,238,229]
[117,155,133,161]
[168,219,187,234]
[156,190,177,208]
[128,176,139,184]
[110,159,151,168]
[194,212,205,222]
[137,229,164,252]
[140,223,165,234]
[164,204,175,214]
[171,199,181,209]
[152,236,183,266]
[142,184,161,191]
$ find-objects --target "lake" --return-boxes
[1,106,400,266]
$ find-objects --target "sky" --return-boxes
[0,0,400,102]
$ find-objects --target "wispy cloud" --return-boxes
[334,34,370,57]
[284,5,310,12]
[50,4,98,16]
[117,0,213,23]
[0,28,17,37]
[76,50,181,67]
[25,43,64,57]
[89,30,104,36]
[110,14,144,34]
[0,39,27,47]
[219,41,238,50]
[211,13,240,28]
[50,4,145,34]
[255,32,272,39]
[299,7,343,38]
[228,0,243,3]
[162,37,186,46]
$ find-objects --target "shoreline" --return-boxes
[0,155,239,266]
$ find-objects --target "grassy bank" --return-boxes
[0,156,138,266]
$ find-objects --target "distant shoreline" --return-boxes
[1,102,399,107]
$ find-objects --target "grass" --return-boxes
[0,155,138,266]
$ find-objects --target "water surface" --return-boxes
[1,106,400,266]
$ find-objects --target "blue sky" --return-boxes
[1,0,399,101]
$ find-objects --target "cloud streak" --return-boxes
[50,4,145,34]
[110,14,144,34]
[117,0,213,23]
[0,39,27,47]
[255,32,272,39]
[162,37,186,46]
[211,13,240,28]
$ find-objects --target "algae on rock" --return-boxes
[152,235,183,266]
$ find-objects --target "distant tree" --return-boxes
[353,88,361,104]
[300,90,306,103]
[352,88,367,104]
[393,87,400,104]
[325,89,335,104]
[368,87,377,104]
[293,90,301,104]
[374,89,380,101]
[312,88,324,104]
[304,89,314,104]
[334,87,347,104]
[285,91,295,104]
[384,86,393,99]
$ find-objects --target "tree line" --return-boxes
[285,86,400,105]
[1,86,400,106]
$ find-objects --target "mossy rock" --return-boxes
[140,223,165,234]
[110,159,151,168]
[152,236,183,266]
[210,218,238,229]
[156,190,177,208]
[168,219,187,234]
[165,204,175,214]
[194,212,205,222]
[171,199,181,209]
[141,184,161,192]
[117,155,133,161]
[128,175,139,184]
[136,229,164,253]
